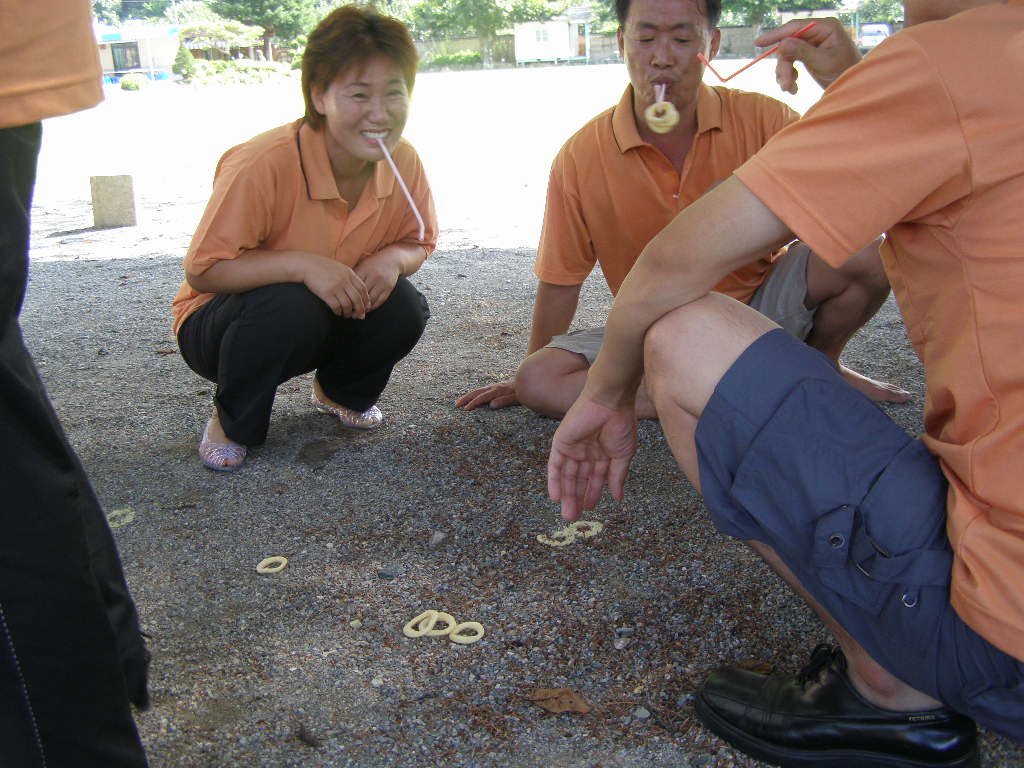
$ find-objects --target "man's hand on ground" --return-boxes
[548,396,637,522]
[456,381,520,410]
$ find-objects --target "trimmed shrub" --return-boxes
[173,43,196,81]
[423,50,482,70]
[120,73,147,91]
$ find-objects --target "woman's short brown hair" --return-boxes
[302,5,418,130]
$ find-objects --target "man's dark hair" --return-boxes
[614,0,722,29]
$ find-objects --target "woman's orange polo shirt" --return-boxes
[172,119,437,335]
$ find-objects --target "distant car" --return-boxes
[858,23,892,53]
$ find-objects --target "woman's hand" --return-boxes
[300,253,370,319]
[354,250,403,311]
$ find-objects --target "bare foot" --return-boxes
[840,365,912,404]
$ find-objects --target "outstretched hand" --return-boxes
[547,396,637,522]
[756,17,861,94]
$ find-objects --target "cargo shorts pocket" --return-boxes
[728,379,951,617]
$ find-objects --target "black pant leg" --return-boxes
[316,276,430,412]
[177,283,334,446]
[0,125,147,767]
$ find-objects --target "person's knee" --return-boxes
[224,284,332,364]
[246,283,332,338]
[829,239,891,299]
[515,349,582,412]
[377,277,430,343]
[644,294,774,412]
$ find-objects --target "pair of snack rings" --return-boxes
[402,610,484,644]
[536,519,604,547]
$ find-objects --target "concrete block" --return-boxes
[90,175,137,228]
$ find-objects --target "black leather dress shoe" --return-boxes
[694,644,978,768]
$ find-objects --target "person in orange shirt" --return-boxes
[2,3,149,766]
[457,0,909,419]
[549,1,1024,765]
[172,5,436,471]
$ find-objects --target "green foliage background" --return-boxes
[94,0,893,67]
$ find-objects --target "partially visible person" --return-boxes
[549,3,1023,766]
[172,5,436,470]
[1,3,150,766]
[457,0,908,420]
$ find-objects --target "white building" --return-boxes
[94,22,180,82]
[514,7,593,65]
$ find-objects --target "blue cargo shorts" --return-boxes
[694,328,1024,742]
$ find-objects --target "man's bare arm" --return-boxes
[457,280,582,410]
[584,177,793,408]
[548,178,793,517]
[526,281,583,354]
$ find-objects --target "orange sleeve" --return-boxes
[534,147,596,286]
[735,35,970,267]
[184,148,278,277]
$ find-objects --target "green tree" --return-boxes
[179,18,265,51]
[857,0,902,25]
[720,0,841,32]
[173,41,196,79]
[409,0,553,67]
[210,0,319,59]
[164,0,223,23]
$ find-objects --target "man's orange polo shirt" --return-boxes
[535,84,798,301]
[172,119,437,335]
[1,1,102,128]
[736,1,1024,661]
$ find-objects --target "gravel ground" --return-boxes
[20,215,1024,767]
[21,66,1022,768]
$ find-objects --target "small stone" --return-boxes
[377,567,400,579]
[370,676,385,687]
[428,531,448,548]
[676,692,695,708]
[349,619,363,629]
[615,626,635,637]
[633,706,651,720]
[613,637,633,650]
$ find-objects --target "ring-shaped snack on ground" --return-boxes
[256,556,288,574]
[403,609,440,637]
[536,529,577,547]
[424,611,457,636]
[448,621,485,644]
[644,101,679,133]
[567,520,604,538]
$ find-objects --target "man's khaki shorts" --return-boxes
[547,243,816,364]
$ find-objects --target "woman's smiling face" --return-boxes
[312,55,410,176]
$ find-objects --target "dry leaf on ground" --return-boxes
[528,688,593,714]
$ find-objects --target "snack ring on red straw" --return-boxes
[644,101,679,133]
